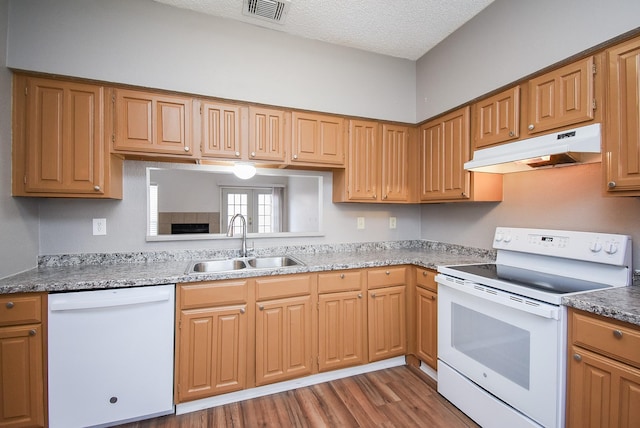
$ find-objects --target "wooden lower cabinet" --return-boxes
[368,285,407,362]
[414,268,438,370]
[567,308,640,427]
[255,295,313,386]
[0,294,46,428]
[176,305,247,402]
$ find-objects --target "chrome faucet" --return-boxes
[227,214,248,257]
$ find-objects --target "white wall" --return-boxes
[7,0,415,123]
[0,0,39,278]
[416,0,640,121]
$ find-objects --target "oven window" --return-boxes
[451,303,530,389]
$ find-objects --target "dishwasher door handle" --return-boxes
[50,290,172,311]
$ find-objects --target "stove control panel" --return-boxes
[493,227,632,266]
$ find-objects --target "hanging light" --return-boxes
[232,162,257,179]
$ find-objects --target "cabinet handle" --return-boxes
[29,329,36,336]
[235,151,240,157]
[573,353,582,362]
[431,295,436,300]
[371,293,376,298]
[184,147,190,152]
[239,307,246,314]
[292,154,298,160]
[385,270,390,275]
[608,181,616,189]
[383,194,388,199]
[528,124,535,131]
[613,329,623,339]
[5,302,14,309]
[372,194,377,199]
[509,131,515,137]
[93,185,101,191]
[258,305,264,311]
[358,293,362,299]
[422,271,428,276]
[340,273,345,279]
[461,192,467,197]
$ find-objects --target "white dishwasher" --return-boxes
[48,284,175,428]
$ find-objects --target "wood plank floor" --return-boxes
[118,366,479,428]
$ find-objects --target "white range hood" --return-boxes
[464,123,602,173]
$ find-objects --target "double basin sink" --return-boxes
[186,255,305,274]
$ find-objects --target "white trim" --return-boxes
[418,362,438,381]
[176,356,405,415]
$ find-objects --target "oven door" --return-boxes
[437,274,566,428]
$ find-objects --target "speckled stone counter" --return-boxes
[0,241,494,294]
[562,287,640,327]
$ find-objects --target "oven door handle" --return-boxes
[436,275,560,320]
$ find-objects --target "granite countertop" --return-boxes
[562,287,640,327]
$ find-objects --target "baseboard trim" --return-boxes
[176,356,406,415]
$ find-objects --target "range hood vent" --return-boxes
[464,123,602,174]
[242,0,291,24]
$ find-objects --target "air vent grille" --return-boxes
[243,0,291,24]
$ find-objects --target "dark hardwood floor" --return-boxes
[119,365,479,428]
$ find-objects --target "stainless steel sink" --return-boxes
[246,256,303,269]
[186,255,304,274]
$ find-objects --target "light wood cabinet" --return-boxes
[414,268,438,370]
[0,294,46,428]
[317,270,366,372]
[567,308,640,427]
[604,35,640,195]
[420,107,502,203]
[525,56,595,136]
[175,280,248,403]
[113,88,193,156]
[472,86,520,150]
[255,274,314,386]
[380,124,413,202]
[248,107,288,162]
[367,267,407,362]
[290,112,345,166]
[200,102,246,160]
[12,75,122,198]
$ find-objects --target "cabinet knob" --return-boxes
[93,185,101,191]
[461,192,467,197]
[573,353,582,362]
[383,194,388,200]
[239,307,246,314]
[528,124,535,131]
[422,271,428,276]
[258,305,264,311]
[372,194,377,199]
[292,154,298,160]
[184,147,190,152]
[371,293,376,298]
[357,293,362,299]
[431,295,436,300]
[5,301,14,309]
[251,152,256,157]
[509,131,515,137]
[235,151,240,157]
[29,329,36,336]
[608,181,616,189]
[340,273,345,279]
[385,270,390,275]
[613,329,623,339]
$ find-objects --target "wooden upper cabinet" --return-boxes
[472,86,520,150]
[200,102,245,159]
[380,124,413,202]
[342,120,379,201]
[248,107,288,162]
[113,88,193,156]
[604,35,640,195]
[291,112,345,166]
[12,75,122,198]
[526,56,595,135]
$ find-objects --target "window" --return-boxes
[221,187,284,234]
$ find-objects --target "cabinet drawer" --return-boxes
[255,274,313,301]
[0,294,42,326]
[179,280,248,309]
[415,268,437,292]
[571,310,640,368]
[367,267,407,289]
[318,270,362,293]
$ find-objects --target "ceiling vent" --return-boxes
[242,0,291,25]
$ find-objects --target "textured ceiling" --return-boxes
[152,0,495,60]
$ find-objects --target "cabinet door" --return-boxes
[24,78,105,195]
[472,86,520,149]
[114,89,192,155]
[527,56,595,135]
[418,121,442,201]
[318,290,366,372]
[368,285,406,362]
[176,305,247,402]
[291,112,344,166]
[415,286,437,370]
[0,325,45,428]
[201,102,244,159]
[381,124,411,202]
[567,346,640,428]
[344,120,379,201]
[605,36,640,194]
[249,107,287,162]
[255,295,312,386]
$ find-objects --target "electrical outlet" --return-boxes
[93,218,107,236]
[357,217,365,230]
[389,217,397,229]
